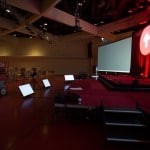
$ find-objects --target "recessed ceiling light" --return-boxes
[78,2,83,6]
[138,5,144,9]
[94,23,98,26]
[128,10,133,13]
[101,37,105,41]
[6,9,11,13]
[44,23,48,26]
[100,21,104,24]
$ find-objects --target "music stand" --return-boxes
[30,68,41,90]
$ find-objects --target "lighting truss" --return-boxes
[0,0,53,43]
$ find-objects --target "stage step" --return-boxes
[106,137,150,144]
[105,122,146,127]
[103,107,143,114]
[103,107,150,144]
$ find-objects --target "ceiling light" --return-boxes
[42,27,47,31]
[94,23,98,26]
[83,0,87,2]
[78,2,83,6]
[101,37,105,41]
[128,9,133,13]
[138,5,144,9]
[5,9,11,13]
[100,21,104,24]
[44,23,48,26]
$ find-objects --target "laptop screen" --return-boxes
[42,79,51,88]
[18,83,34,97]
[64,74,75,81]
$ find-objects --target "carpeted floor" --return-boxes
[0,75,150,150]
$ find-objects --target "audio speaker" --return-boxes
[88,41,92,58]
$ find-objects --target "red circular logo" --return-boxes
[140,25,150,55]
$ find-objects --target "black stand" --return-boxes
[30,77,41,91]
[30,76,43,98]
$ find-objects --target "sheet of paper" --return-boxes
[69,87,83,90]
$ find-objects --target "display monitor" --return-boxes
[42,79,51,88]
[18,83,34,97]
[64,74,75,81]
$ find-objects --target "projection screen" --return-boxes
[97,37,132,73]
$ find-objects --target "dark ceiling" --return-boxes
[56,0,147,25]
[0,0,150,42]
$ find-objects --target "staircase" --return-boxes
[103,107,150,144]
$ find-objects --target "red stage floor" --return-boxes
[64,77,150,114]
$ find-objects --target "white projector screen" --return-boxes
[18,83,34,97]
[98,37,132,73]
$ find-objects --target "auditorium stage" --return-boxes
[56,76,150,114]
[99,74,150,91]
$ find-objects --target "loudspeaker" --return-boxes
[88,41,92,58]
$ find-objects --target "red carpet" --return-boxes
[0,76,150,150]
[65,78,150,114]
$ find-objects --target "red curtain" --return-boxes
[130,27,150,78]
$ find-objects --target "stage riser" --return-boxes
[103,107,150,144]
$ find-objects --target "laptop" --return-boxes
[64,74,75,81]
[18,83,34,97]
[42,79,51,88]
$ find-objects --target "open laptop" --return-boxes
[42,79,51,88]
[64,74,75,91]
[18,83,34,97]
[64,74,75,81]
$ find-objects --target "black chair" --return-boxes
[78,72,88,79]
